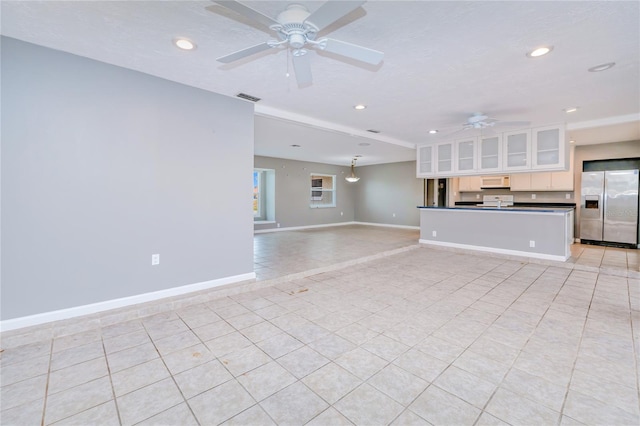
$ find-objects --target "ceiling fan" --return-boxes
[212,1,384,86]
[442,113,531,135]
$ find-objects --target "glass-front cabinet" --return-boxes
[478,135,502,173]
[532,125,567,169]
[503,129,531,171]
[417,145,434,177]
[436,142,454,174]
[415,124,566,178]
[455,138,477,173]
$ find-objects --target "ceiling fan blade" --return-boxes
[320,38,383,65]
[292,53,313,86]
[216,42,273,63]
[214,1,279,29]
[304,1,365,32]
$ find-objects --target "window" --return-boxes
[310,173,336,208]
[254,168,275,222]
[253,170,261,218]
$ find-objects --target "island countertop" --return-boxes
[417,205,575,213]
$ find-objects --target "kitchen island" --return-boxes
[418,206,574,261]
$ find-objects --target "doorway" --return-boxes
[424,178,448,207]
[437,178,447,207]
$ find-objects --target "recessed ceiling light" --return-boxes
[358,142,371,146]
[290,144,301,147]
[526,45,553,58]
[588,62,616,72]
[569,140,576,144]
[429,129,438,134]
[174,37,196,50]
[564,107,579,113]
[354,105,367,110]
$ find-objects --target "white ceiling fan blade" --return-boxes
[216,42,273,63]
[292,53,313,86]
[320,38,383,65]
[304,1,365,32]
[213,0,279,28]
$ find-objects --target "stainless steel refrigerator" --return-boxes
[581,169,639,246]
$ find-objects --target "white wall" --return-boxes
[1,37,254,321]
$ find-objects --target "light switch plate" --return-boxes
[152,254,160,265]
[531,194,536,199]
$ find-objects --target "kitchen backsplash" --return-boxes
[457,188,575,204]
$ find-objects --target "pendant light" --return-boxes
[345,158,360,183]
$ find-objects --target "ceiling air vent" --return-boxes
[236,93,261,102]
[367,129,381,134]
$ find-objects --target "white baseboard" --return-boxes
[353,221,420,230]
[419,239,569,262]
[0,272,256,332]
[255,221,419,234]
[254,221,356,233]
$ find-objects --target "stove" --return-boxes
[477,195,514,207]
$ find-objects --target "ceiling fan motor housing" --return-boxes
[272,4,318,49]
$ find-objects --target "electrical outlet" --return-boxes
[476,194,480,199]
[432,230,437,237]
[151,254,160,265]
[566,193,571,199]
[531,194,536,200]
[277,223,280,228]
[529,240,535,248]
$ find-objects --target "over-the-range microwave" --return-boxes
[480,175,510,189]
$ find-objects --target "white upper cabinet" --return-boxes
[532,125,567,170]
[415,124,567,178]
[503,129,531,171]
[417,145,434,177]
[455,137,477,173]
[478,135,502,173]
[436,142,454,174]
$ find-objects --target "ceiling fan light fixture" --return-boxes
[527,45,553,58]
[174,37,196,50]
[588,62,616,72]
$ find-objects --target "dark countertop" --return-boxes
[418,205,575,213]
[455,201,576,208]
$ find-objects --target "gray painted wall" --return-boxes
[253,156,355,230]
[419,208,569,257]
[1,37,254,320]
[353,161,423,227]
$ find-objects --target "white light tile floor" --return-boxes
[1,225,639,425]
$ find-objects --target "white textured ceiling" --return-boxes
[2,1,639,166]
